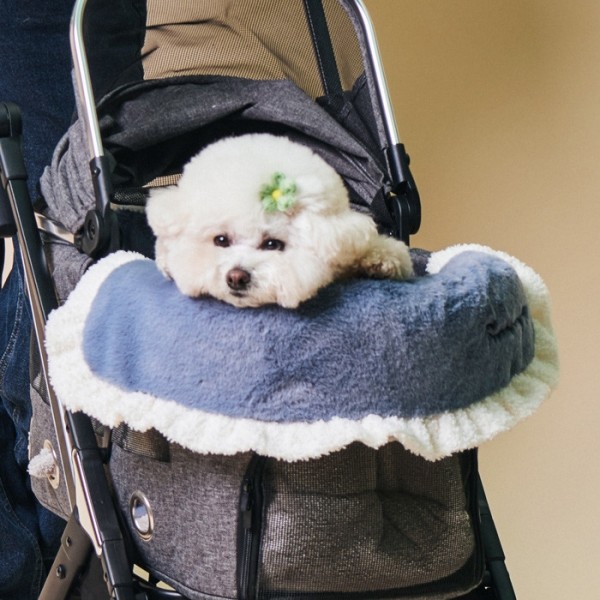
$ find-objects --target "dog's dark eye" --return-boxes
[214,235,231,248]
[260,238,285,251]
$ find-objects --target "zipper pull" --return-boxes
[240,481,253,530]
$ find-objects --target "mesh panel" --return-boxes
[257,443,478,599]
[141,0,365,99]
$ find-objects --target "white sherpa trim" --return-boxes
[28,446,57,479]
[45,247,559,461]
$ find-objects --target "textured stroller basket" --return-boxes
[111,437,481,600]
[113,438,482,600]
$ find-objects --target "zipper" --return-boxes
[238,454,267,600]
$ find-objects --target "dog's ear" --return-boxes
[295,172,348,215]
[300,207,377,265]
[146,185,188,238]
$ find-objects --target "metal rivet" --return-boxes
[43,440,60,490]
[56,564,66,579]
[129,491,154,541]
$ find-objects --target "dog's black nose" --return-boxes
[226,268,251,291]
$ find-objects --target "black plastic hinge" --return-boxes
[77,156,119,257]
[0,102,25,237]
[385,143,421,244]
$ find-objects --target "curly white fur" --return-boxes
[146,134,412,308]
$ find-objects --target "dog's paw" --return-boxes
[358,236,413,279]
[360,255,412,279]
[153,241,173,280]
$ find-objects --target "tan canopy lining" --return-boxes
[141,0,365,99]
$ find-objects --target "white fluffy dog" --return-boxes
[146,134,413,308]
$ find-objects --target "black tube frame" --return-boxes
[0,101,143,600]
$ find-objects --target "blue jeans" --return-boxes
[0,255,65,599]
[1,0,75,597]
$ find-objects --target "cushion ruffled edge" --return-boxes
[45,245,559,461]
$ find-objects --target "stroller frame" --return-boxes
[1,1,513,598]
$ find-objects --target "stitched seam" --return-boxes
[0,282,24,398]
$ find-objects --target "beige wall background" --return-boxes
[364,1,599,598]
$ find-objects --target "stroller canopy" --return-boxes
[84,0,382,126]
[41,0,402,236]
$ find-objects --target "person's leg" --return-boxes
[1,0,76,196]
[0,257,47,600]
[0,0,75,597]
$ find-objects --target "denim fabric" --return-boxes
[0,0,76,198]
[0,257,64,599]
[1,0,75,597]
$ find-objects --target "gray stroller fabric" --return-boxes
[108,440,479,600]
[40,76,390,234]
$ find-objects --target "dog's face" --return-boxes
[146,134,377,308]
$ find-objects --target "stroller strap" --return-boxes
[303,0,344,97]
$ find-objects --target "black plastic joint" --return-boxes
[386,143,411,191]
[385,143,422,242]
[78,155,119,258]
[0,102,22,138]
[90,156,113,215]
[0,136,27,181]
[0,103,25,237]
[0,183,17,238]
[79,209,106,257]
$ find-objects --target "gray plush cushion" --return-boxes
[82,250,533,421]
[44,244,557,461]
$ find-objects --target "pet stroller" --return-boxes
[0,1,558,598]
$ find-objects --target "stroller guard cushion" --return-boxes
[43,244,557,462]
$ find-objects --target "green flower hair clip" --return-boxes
[260,172,298,213]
